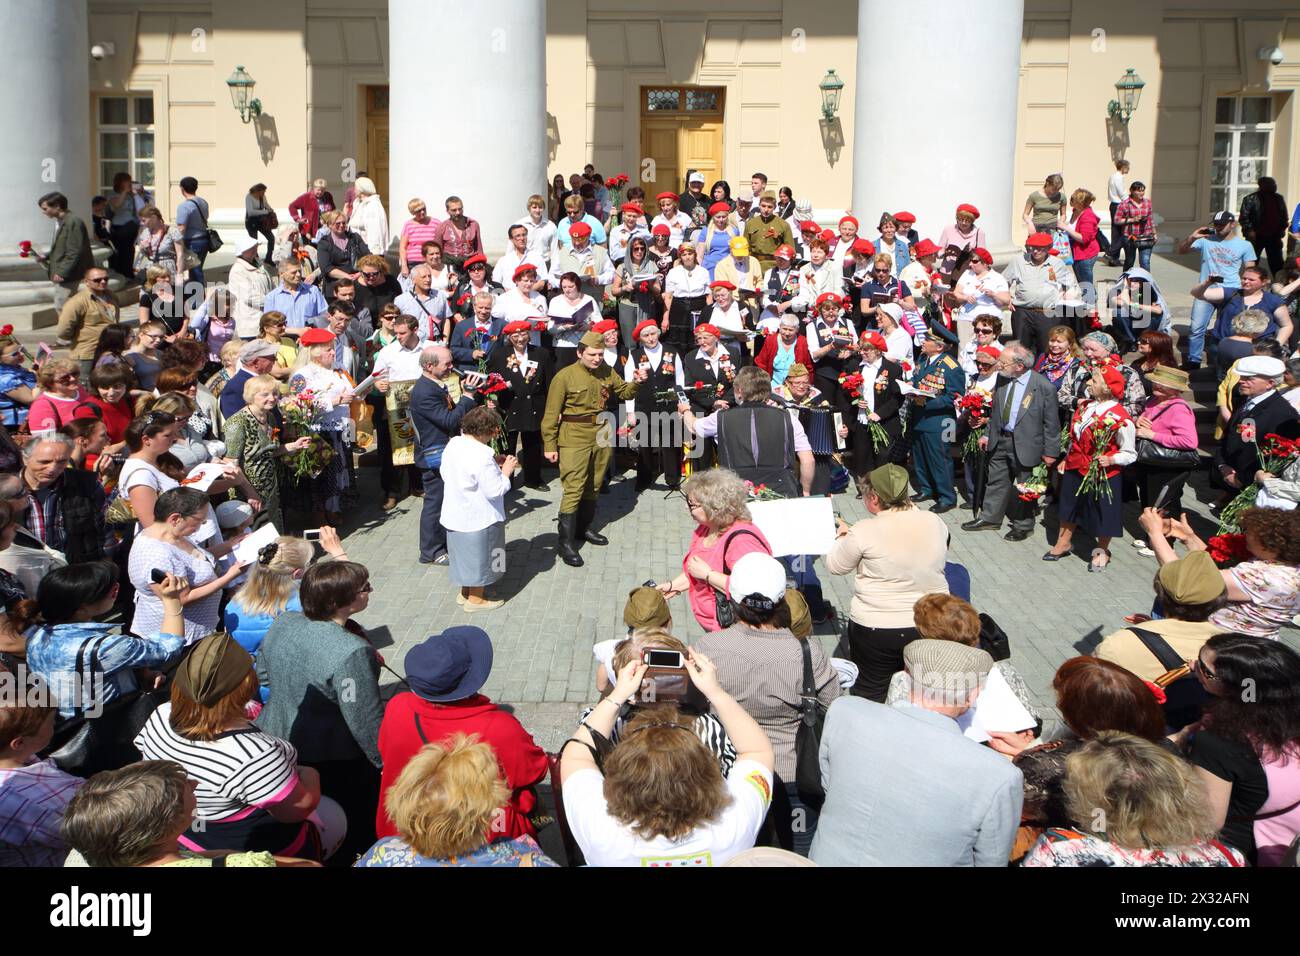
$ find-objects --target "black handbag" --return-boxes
[44,634,167,777]
[711,528,765,630]
[793,638,827,800]
[1134,401,1200,467]
[978,612,1012,662]
[1130,626,1215,732]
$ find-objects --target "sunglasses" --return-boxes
[55,374,80,383]
[361,271,382,279]
[975,328,994,334]
[1193,655,1220,683]
[359,582,374,594]
[87,277,108,283]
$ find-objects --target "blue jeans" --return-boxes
[1111,309,1139,348]
[186,233,210,291]
[1187,297,1217,364]
[1121,239,1151,273]
[419,466,447,561]
[781,554,826,616]
[1072,257,1097,307]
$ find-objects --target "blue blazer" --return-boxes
[409,375,476,467]
[449,317,506,371]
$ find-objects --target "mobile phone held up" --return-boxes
[150,568,169,584]
[643,649,685,669]
[303,528,322,541]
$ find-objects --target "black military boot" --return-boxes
[576,500,608,545]
[557,512,584,567]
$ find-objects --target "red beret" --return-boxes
[708,201,732,217]
[839,215,859,230]
[633,319,659,340]
[502,320,534,335]
[1024,232,1053,249]
[975,345,1002,359]
[851,238,876,256]
[774,244,797,259]
[893,211,916,223]
[798,220,818,233]
[859,331,887,351]
[972,246,993,265]
[592,319,618,334]
[1101,366,1125,399]
[694,323,721,338]
[651,223,671,236]
[956,203,981,219]
[464,253,489,268]
[815,292,842,309]
[621,203,644,215]
[299,327,336,346]
[512,262,538,282]
[568,222,592,238]
[72,403,102,422]
[655,191,679,202]
[911,238,940,258]
[709,280,736,291]
[819,229,837,243]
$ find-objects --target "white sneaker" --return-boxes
[1132,539,1146,549]
[1137,547,1156,557]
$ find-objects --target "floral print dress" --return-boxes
[223,407,286,529]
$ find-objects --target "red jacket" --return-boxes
[376,692,549,840]
[1064,402,1132,478]
[755,333,812,377]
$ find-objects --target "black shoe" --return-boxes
[1041,550,1067,562]
[1179,360,1201,373]
[524,481,550,492]
[576,500,608,545]
[961,520,1001,532]
[1004,529,1032,542]
[557,513,583,567]
[910,493,931,503]
[930,503,955,514]
[419,552,449,566]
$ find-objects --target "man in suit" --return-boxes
[963,343,1060,541]
[488,319,553,490]
[409,345,478,565]
[35,192,94,311]
[1214,355,1300,490]
[449,293,506,375]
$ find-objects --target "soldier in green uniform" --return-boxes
[542,330,647,566]
[908,326,964,513]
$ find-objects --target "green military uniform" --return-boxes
[542,332,641,565]
[743,205,794,270]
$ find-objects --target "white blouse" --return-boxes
[794,262,843,311]
[439,434,511,532]
[884,327,914,371]
[289,363,353,430]
[547,293,598,349]
[665,264,710,298]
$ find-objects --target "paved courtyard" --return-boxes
[337,251,1300,750]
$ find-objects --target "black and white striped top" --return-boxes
[134,703,300,823]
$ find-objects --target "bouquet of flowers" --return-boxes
[1217,432,1300,533]
[867,418,891,452]
[1207,533,1251,568]
[837,372,864,400]
[743,480,784,501]
[1076,411,1125,502]
[605,173,631,210]
[279,388,335,480]
[957,389,993,456]
[470,328,496,374]
[681,380,724,404]
[1014,463,1050,502]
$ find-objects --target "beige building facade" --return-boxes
[3,0,1298,293]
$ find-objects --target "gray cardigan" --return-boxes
[255,612,383,767]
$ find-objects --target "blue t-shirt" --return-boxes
[0,365,36,427]
[1212,290,1285,342]
[1192,236,1255,287]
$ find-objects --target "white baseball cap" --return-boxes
[688,172,706,184]
[233,232,259,255]
[215,500,254,529]
[727,552,788,607]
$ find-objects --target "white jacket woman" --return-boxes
[349,177,389,256]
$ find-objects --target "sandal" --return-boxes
[1089,548,1111,572]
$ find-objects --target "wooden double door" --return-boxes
[640,85,724,199]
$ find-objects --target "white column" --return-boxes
[852,0,1022,251]
[389,0,547,259]
[0,0,92,305]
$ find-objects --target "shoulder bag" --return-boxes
[794,637,827,800]
[711,527,766,630]
[1130,626,1214,732]
[978,612,1012,662]
[1135,401,1200,467]
[45,633,168,777]
[189,198,223,253]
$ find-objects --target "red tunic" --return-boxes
[1063,402,1132,478]
[376,692,549,841]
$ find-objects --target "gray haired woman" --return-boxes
[1056,331,1147,420]
[1214,308,1272,384]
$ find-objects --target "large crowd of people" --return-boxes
[1,165,1298,869]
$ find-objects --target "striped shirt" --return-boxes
[0,758,84,866]
[134,702,300,823]
[401,218,443,263]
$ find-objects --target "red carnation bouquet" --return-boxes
[1076,410,1126,501]
[1217,432,1300,533]
[837,372,864,400]
[957,389,993,456]
[1207,533,1251,567]
[17,241,33,258]
[605,173,632,212]
[1014,463,1050,502]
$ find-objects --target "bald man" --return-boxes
[409,344,477,565]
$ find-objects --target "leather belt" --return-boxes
[561,414,598,424]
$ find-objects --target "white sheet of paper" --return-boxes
[748,497,836,557]
[231,522,280,567]
[832,411,846,450]
[895,380,937,397]
[352,373,377,398]
[958,666,1037,742]
[179,462,226,493]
